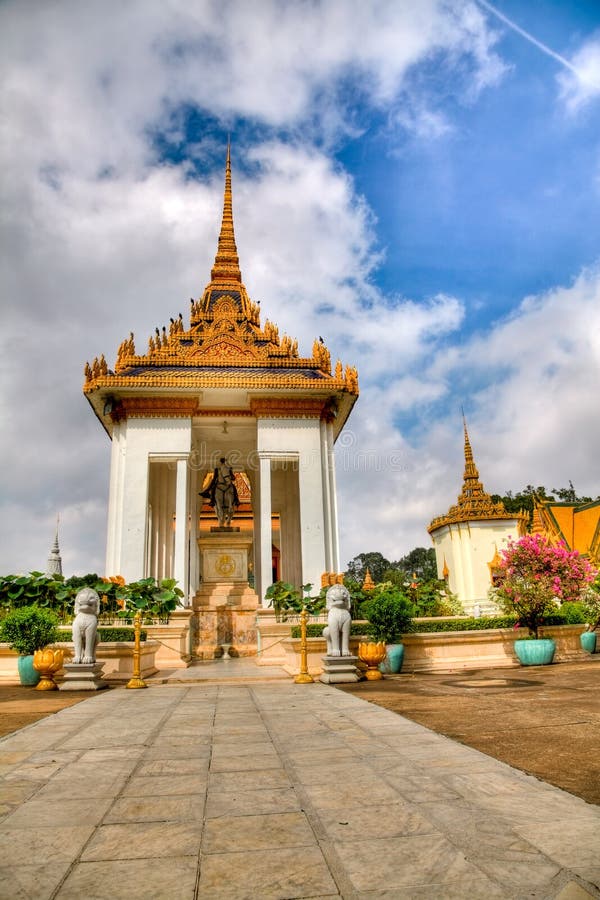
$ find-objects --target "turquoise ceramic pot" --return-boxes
[379,644,405,674]
[514,638,556,666]
[580,631,597,654]
[17,655,41,686]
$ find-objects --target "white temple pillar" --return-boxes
[173,457,189,598]
[320,420,332,573]
[298,446,327,592]
[258,454,272,606]
[105,420,125,577]
[327,421,340,573]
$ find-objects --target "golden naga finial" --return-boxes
[210,141,242,284]
[84,361,92,382]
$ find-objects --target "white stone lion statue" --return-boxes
[72,587,100,664]
[322,583,352,657]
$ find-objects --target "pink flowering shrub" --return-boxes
[492,534,597,638]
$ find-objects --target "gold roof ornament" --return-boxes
[428,418,527,533]
[83,144,358,434]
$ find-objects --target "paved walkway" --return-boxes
[1,674,599,899]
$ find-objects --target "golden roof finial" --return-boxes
[210,140,242,284]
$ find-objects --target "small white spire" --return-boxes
[46,514,63,576]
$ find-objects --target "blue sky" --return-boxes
[1,0,599,575]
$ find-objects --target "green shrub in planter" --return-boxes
[0,605,60,655]
[361,588,415,644]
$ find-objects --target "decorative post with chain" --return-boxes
[126,609,147,689]
[294,606,314,684]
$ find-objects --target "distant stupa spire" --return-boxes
[210,140,242,284]
[46,514,63,576]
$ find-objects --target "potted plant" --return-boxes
[492,534,596,665]
[0,605,61,685]
[580,574,600,653]
[361,586,414,673]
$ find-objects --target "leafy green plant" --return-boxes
[264,581,325,621]
[114,577,184,623]
[0,605,60,655]
[361,588,415,644]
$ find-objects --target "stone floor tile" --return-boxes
[203,810,316,853]
[0,750,30,767]
[55,856,197,900]
[135,756,209,776]
[291,760,375,785]
[0,862,71,900]
[302,775,399,810]
[0,824,95,865]
[385,773,463,803]
[315,801,437,842]
[77,746,145,761]
[143,742,211,759]
[122,773,207,796]
[81,820,202,860]
[105,794,205,824]
[333,833,488,892]
[512,819,600,868]
[209,740,275,759]
[34,773,128,800]
[0,779,40,805]
[209,753,283,774]
[353,872,510,899]
[208,768,292,793]
[2,796,113,828]
[196,846,338,899]
[205,786,301,819]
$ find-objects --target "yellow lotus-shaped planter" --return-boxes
[358,641,386,680]
[33,648,64,691]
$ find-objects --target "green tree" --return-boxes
[345,552,390,584]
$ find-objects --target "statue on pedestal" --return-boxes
[72,588,100,664]
[200,457,239,527]
[323,583,352,657]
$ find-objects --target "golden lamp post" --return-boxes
[294,607,314,684]
[126,609,147,689]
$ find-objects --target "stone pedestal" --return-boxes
[319,655,361,684]
[194,532,259,658]
[198,531,253,590]
[59,662,108,691]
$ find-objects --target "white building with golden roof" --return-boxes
[428,422,527,614]
[83,147,358,652]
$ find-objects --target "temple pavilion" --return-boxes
[428,421,527,614]
[83,146,358,652]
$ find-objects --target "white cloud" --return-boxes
[4,0,595,579]
[558,36,600,111]
[337,268,600,566]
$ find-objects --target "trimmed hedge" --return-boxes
[56,628,148,643]
[290,612,584,639]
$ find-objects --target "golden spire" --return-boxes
[210,141,242,284]
[362,568,375,592]
[428,417,526,532]
[461,415,481,496]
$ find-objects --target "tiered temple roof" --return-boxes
[428,421,528,533]
[532,497,600,565]
[84,145,358,435]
